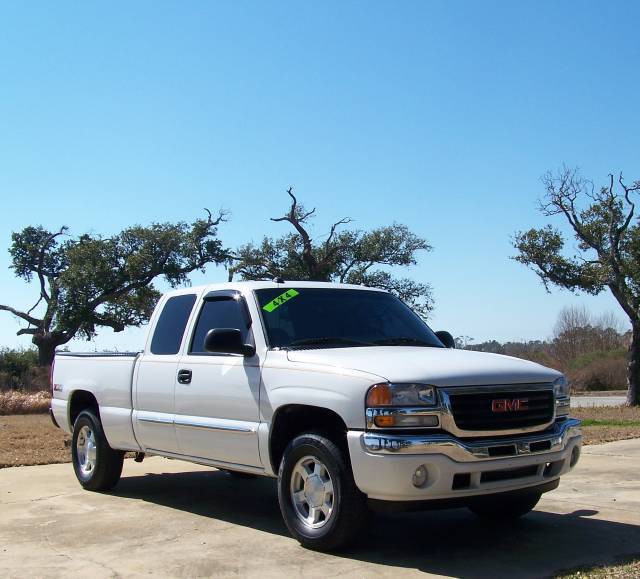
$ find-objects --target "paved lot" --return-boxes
[2,439,640,579]
[571,395,626,407]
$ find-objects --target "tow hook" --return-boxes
[134,452,145,463]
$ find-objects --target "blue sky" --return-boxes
[1,1,638,351]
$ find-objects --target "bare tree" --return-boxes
[513,168,640,405]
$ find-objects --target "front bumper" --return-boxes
[347,418,581,502]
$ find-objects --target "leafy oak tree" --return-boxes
[229,188,433,316]
[1,211,228,366]
[513,168,640,405]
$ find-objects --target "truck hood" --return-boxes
[286,346,561,386]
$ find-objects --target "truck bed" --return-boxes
[52,351,142,452]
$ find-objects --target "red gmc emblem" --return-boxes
[491,398,529,412]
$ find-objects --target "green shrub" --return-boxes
[0,348,45,392]
[567,354,628,392]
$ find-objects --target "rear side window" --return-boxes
[190,298,249,354]
[150,294,197,355]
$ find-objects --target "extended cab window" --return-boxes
[150,294,197,355]
[190,297,249,354]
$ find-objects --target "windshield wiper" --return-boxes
[287,337,376,349]
[374,337,439,347]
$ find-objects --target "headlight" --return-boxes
[553,376,570,398]
[366,383,439,428]
[554,376,571,417]
[366,383,437,407]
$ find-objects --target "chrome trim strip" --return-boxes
[441,383,554,395]
[138,415,174,425]
[361,418,581,461]
[137,415,255,434]
[173,419,255,434]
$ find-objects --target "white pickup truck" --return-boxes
[51,281,581,550]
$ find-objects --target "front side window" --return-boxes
[255,288,443,350]
[190,298,249,354]
[150,294,197,355]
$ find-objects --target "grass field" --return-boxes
[572,406,640,445]
[556,557,640,578]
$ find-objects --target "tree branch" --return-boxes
[618,173,638,235]
[0,304,42,328]
[324,217,352,252]
[203,207,226,227]
[34,227,67,304]
[270,187,318,276]
[17,327,38,336]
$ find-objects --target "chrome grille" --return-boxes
[448,388,554,431]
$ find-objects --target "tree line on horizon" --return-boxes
[460,305,630,393]
[1,169,639,405]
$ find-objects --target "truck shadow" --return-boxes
[114,469,640,578]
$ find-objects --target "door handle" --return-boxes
[177,369,192,384]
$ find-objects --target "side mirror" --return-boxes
[435,330,456,349]
[204,328,256,357]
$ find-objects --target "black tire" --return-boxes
[277,432,369,551]
[468,490,541,521]
[71,410,124,491]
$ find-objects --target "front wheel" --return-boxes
[277,432,368,551]
[72,410,124,491]
[468,491,541,521]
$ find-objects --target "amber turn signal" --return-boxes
[373,415,396,427]
[366,383,393,406]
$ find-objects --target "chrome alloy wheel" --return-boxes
[289,455,335,529]
[76,425,97,476]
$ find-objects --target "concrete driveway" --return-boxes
[2,439,640,579]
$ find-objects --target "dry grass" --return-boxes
[572,405,640,422]
[572,406,640,445]
[0,390,51,415]
[0,414,71,468]
[556,557,640,578]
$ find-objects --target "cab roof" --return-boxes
[163,280,388,297]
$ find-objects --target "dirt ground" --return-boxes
[2,407,640,469]
[0,414,71,468]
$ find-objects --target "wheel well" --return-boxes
[269,404,348,472]
[68,390,100,428]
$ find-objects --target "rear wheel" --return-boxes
[277,432,368,551]
[468,491,541,520]
[72,410,124,491]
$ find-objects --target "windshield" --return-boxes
[255,288,444,350]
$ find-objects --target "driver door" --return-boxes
[174,291,262,467]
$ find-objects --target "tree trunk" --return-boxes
[627,322,640,406]
[33,335,59,368]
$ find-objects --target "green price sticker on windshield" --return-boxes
[263,289,300,313]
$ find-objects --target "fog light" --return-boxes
[412,465,428,487]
